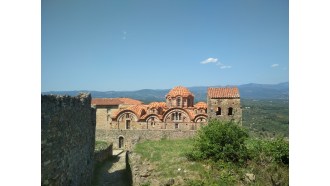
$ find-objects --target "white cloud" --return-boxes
[216,62,231,69]
[220,65,232,69]
[271,64,279,67]
[200,58,218,64]
[200,57,232,69]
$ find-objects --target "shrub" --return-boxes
[247,137,289,164]
[187,119,249,163]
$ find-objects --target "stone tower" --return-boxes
[207,87,242,124]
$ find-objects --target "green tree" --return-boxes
[187,119,249,163]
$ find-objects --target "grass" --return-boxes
[94,140,109,152]
[135,139,207,183]
[134,138,288,185]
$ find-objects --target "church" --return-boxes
[92,86,242,131]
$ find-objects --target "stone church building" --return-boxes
[92,86,242,132]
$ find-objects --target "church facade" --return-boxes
[92,86,242,132]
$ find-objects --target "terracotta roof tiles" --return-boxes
[166,86,194,97]
[194,102,207,109]
[91,98,143,106]
[148,102,167,109]
[208,87,240,98]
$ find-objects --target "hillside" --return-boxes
[42,82,289,103]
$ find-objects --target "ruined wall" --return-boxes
[207,98,242,124]
[41,93,96,186]
[96,129,196,150]
[94,143,113,163]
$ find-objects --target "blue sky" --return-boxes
[42,0,288,91]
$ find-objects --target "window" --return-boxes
[126,120,130,129]
[126,113,130,118]
[216,107,221,115]
[228,107,233,115]
[175,123,179,129]
[172,113,175,121]
[177,97,181,107]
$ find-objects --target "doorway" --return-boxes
[119,136,124,148]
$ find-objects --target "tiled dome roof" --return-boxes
[194,102,207,109]
[166,86,194,97]
[148,102,167,109]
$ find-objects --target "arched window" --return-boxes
[216,107,221,115]
[177,97,181,107]
[119,136,124,148]
[228,107,233,115]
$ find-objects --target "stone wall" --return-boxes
[207,97,242,124]
[96,129,196,150]
[41,93,96,186]
[94,143,113,163]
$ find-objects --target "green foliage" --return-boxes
[187,119,249,163]
[94,140,109,152]
[135,138,288,186]
[242,99,289,137]
[247,137,289,164]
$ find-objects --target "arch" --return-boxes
[117,111,138,122]
[118,136,124,149]
[163,108,193,122]
[193,114,208,123]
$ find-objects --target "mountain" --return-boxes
[42,82,289,103]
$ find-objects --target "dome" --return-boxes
[166,86,194,98]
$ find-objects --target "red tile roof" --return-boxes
[166,86,194,97]
[208,87,240,98]
[112,105,147,119]
[91,98,143,106]
[194,102,207,109]
[148,102,167,109]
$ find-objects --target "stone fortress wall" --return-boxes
[41,93,96,186]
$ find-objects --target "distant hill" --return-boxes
[42,82,289,103]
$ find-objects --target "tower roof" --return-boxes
[208,87,240,98]
[166,86,194,97]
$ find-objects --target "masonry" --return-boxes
[41,93,96,186]
[93,86,242,150]
[96,129,196,150]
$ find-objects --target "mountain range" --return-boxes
[42,82,289,103]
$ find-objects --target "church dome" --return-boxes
[166,86,194,98]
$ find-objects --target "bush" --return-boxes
[187,119,249,163]
[247,137,289,164]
